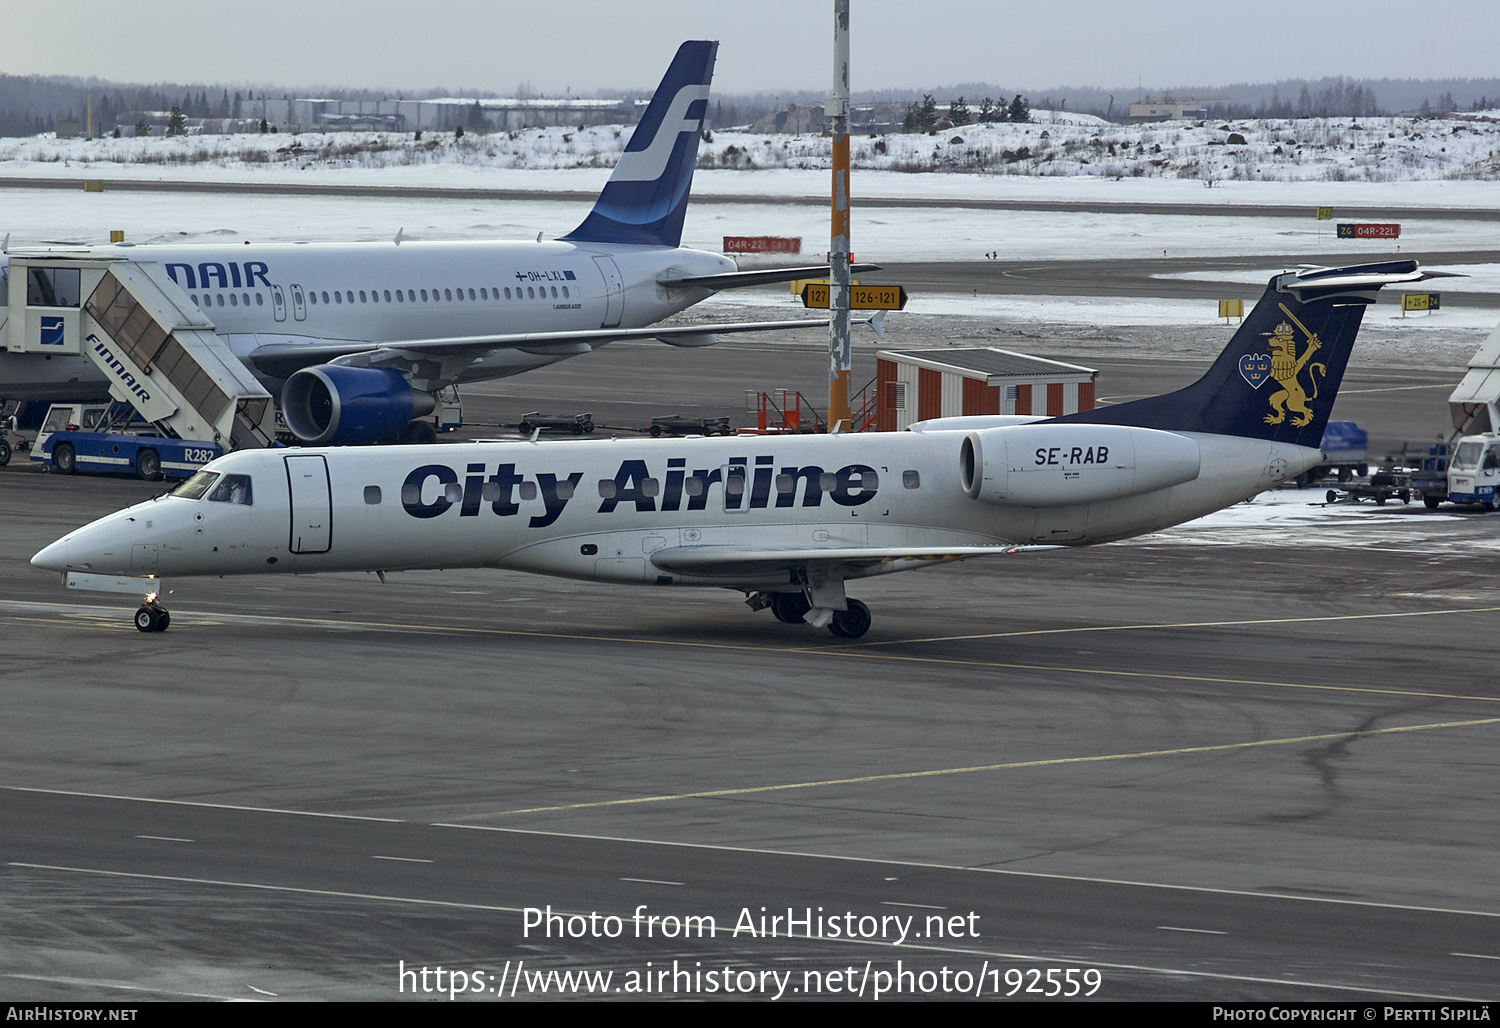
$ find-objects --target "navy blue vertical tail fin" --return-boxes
[1058,261,1428,447]
[560,40,717,248]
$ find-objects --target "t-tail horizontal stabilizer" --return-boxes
[1059,260,1428,448]
[561,41,717,248]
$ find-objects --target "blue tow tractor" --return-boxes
[30,403,223,481]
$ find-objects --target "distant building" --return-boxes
[751,104,827,135]
[55,118,80,139]
[242,96,638,133]
[1126,93,1224,122]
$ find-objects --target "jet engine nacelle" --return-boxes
[960,424,1201,507]
[281,365,436,446]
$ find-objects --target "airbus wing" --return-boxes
[247,318,853,379]
[660,263,882,291]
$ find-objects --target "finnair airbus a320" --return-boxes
[0,40,866,444]
[34,261,1431,637]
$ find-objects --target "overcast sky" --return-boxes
[7,1,1497,96]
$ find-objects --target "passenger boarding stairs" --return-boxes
[81,261,276,449]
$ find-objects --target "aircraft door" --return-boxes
[271,285,287,322]
[591,256,623,328]
[285,454,332,553]
[722,460,748,512]
[290,284,307,321]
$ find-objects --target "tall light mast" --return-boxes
[827,0,852,432]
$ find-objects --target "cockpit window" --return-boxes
[208,474,253,505]
[172,470,220,499]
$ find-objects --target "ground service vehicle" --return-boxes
[1446,433,1500,508]
[32,402,222,480]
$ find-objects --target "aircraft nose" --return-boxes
[31,536,70,572]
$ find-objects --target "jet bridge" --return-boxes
[5,255,276,449]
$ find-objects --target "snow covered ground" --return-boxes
[4,108,1499,189]
[1,178,1496,268]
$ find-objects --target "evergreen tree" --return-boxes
[916,94,938,132]
[978,97,1004,123]
[167,106,186,136]
[1007,94,1030,123]
[948,96,971,126]
[135,117,151,137]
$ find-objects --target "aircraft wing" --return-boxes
[660,263,882,291]
[244,318,837,379]
[648,544,1056,580]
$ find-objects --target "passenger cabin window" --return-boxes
[208,474,253,505]
[903,470,921,489]
[364,485,382,505]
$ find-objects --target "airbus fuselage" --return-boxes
[0,238,731,399]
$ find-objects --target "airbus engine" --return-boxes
[281,366,436,446]
[959,423,1201,507]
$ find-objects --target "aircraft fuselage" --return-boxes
[1,239,731,397]
[32,428,1319,590]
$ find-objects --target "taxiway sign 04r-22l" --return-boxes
[0,40,872,445]
[33,261,1432,637]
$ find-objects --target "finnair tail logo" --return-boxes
[609,83,710,184]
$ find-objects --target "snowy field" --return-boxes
[4,108,1500,192]
[3,112,1498,265]
[7,185,1497,266]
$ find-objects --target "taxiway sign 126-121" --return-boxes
[33,261,1433,637]
[0,40,872,444]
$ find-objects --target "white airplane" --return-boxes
[0,40,871,444]
[32,261,1432,637]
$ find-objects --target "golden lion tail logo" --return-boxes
[1262,305,1325,428]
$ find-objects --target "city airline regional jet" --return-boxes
[33,262,1432,637]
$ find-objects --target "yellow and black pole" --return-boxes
[828,0,852,433]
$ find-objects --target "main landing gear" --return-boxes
[134,601,170,632]
[752,592,872,638]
